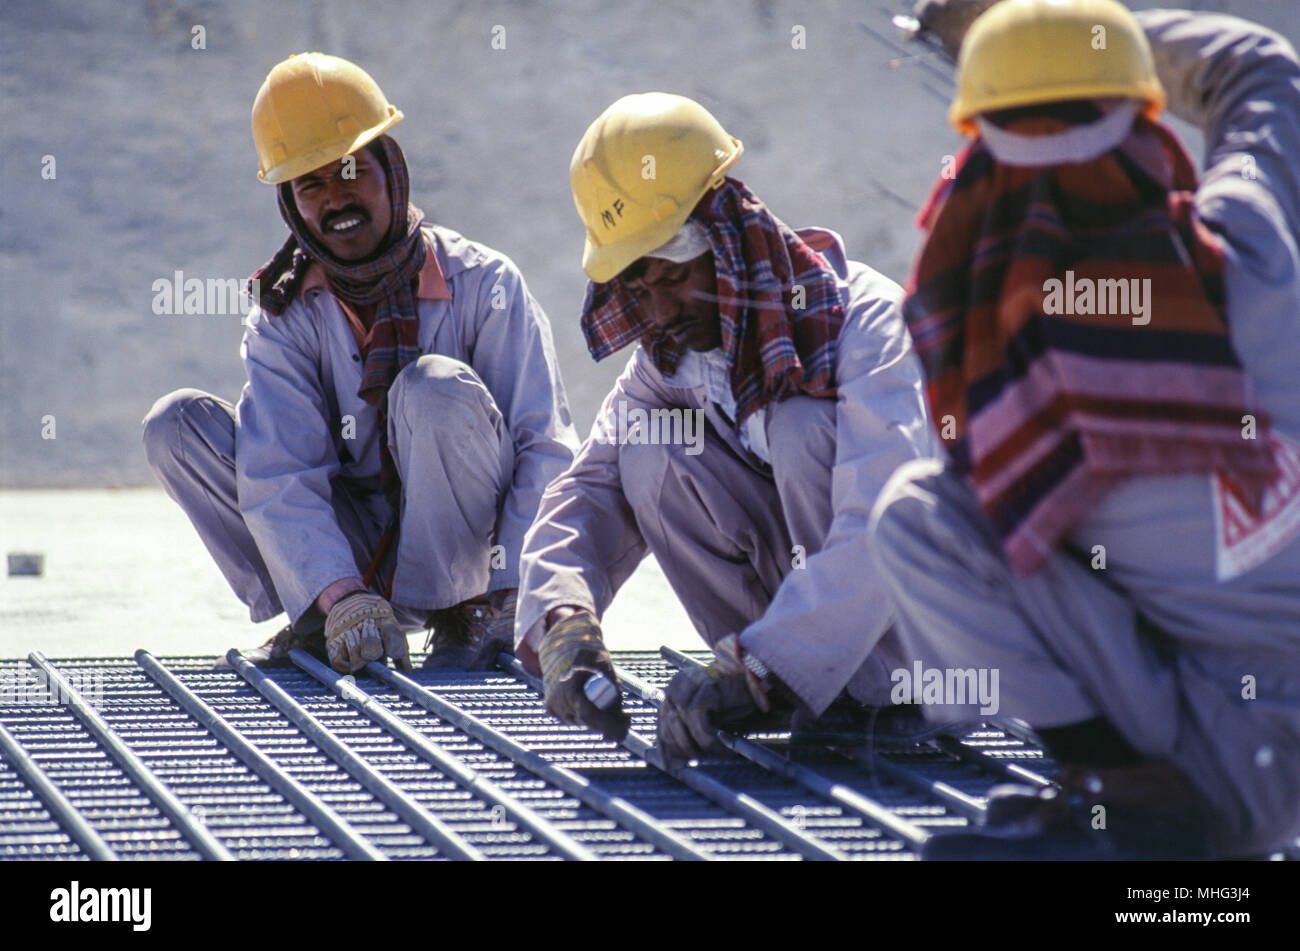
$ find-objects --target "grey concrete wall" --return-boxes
[1,0,1295,486]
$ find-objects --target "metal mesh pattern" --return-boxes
[0,650,1068,861]
[1,660,197,861]
[0,751,84,861]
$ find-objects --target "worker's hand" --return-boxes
[539,612,631,741]
[913,0,1002,59]
[324,592,412,674]
[656,634,771,771]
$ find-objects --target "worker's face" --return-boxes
[288,148,392,261]
[621,253,721,351]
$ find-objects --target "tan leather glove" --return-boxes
[656,634,771,771]
[539,613,630,741]
[324,592,412,674]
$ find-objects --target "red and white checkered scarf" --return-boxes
[580,178,846,425]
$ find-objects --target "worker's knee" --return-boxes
[390,355,497,433]
[618,440,680,513]
[141,388,230,469]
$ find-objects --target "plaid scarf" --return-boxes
[580,178,845,425]
[249,134,427,503]
[904,112,1277,575]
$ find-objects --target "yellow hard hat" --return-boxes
[252,52,403,184]
[570,93,743,283]
[949,0,1165,135]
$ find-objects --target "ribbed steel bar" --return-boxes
[931,734,1054,789]
[652,647,978,827]
[290,650,596,861]
[991,717,1044,748]
[657,645,1053,793]
[499,655,848,861]
[0,719,119,861]
[135,650,390,861]
[363,660,711,861]
[27,651,235,861]
[617,661,930,850]
[226,649,475,861]
[837,746,985,820]
[653,655,990,819]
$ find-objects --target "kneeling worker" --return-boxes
[874,0,1300,858]
[143,54,577,673]
[517,93,938,765]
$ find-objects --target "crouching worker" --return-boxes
[143,54,577,673]
[516,94,938,766]
[873,0,1300,857]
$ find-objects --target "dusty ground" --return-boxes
[0,488,698,660]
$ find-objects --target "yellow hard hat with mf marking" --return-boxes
[571,93,743,283]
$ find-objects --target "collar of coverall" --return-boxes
[300,231,452,301]
[974,99,1140,168]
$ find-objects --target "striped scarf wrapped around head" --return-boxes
[904,110,1277,574]
[580,178,845,425]
[249,134,427,502]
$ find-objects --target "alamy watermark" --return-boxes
[0,668,105,707]
[152,270,259,318]
[594,401,705,456]
[50,881,151,931]
[890,661,1000,716]
[1042,270,1151,326]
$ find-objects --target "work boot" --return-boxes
[423,589,517,670]
[211,624,327,670]
[468,589,518,670]
[922,761,1215,860]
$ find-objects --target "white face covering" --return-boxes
[975,99,1141,168]
[646,220,712,262]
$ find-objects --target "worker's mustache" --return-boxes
[320,205,372,232]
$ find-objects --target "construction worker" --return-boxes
[516,93,939,764]
[872,0,1300,857]
[142,53,577,674]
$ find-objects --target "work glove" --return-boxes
[656,634,772,771]
[538,613,631,741]
[912,0,1002,60]
[324,592,412,674]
